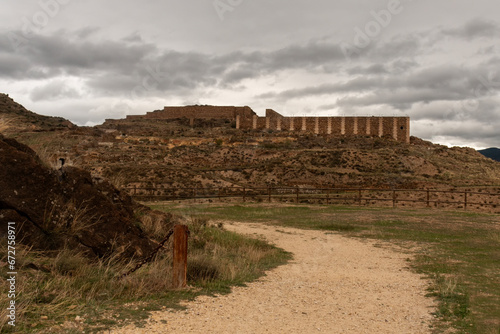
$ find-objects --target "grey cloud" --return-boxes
[122,32,144,43]
[0,31,349,95]
[441,18,500,40]
[222,68,256,84]
[477,45,498,55]
[0,30,158,79]
[258,77,380,100]
[30,80,81,101]
[346,60,419,76]
[74,27,101,39]
[261,62,499,113]
[214,41,347,86]
[267,41,345,72]
[368,34,422,60]
[337,89,465,109]
[27,35,157,71]
[347,64,388,75]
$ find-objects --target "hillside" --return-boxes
[3,96,500,194]
[479,147,500,162]
[0,93,74,133]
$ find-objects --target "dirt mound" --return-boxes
[0,134,176,259]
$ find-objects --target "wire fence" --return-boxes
[124,186,500,211]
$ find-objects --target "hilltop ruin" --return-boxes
[113,106,410,143]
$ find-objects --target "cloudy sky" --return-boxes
[1,0,499,148]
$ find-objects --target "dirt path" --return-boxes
[110,222,435,333]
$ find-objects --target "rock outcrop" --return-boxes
[0,134,171,259]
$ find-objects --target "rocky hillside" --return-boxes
[4,95,500,195]
[0,93,74,133]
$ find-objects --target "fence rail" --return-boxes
[124,186,500,211]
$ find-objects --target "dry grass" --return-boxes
[0,243,173,333]
[139,211,173,240]
[41,198,102,241]
[107,171,128,189]
[0,213,289,333]
[0,117,13,133]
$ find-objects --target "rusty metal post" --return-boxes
[172,225,189,289]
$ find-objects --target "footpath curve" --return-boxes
[111,222,435,333]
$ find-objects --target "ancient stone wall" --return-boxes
[123,105,410,143]
[125,106,255,121]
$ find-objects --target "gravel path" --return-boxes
[110,222,435,333]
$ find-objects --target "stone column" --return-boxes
[366,118,371,135]
[393,118,398,141]
[252,115,257,130]
[266,117,270,130]
[315,117,319,134]
[302,117,307,131]
[378,118,383,137]
[290,118,295,131]
[405,117,410,143]
[236,115,240,129]
[353,117,358,135]
[327,118,332,135]
[341,117,346,135]
[277,117,282,131]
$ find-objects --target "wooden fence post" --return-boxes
[172,224,189,289]
[426,189,430,207]
[326,189,330,205]
[392,190,397,208]
[268,187,272,203]
[464,191,468,211]
[358,189,362,205]
[296,187,299,204]
[243,188,246,202]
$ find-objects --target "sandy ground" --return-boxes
[110,222,435,334]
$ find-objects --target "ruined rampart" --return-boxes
[121,106,410,143]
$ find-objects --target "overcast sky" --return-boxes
[1,0,499,148]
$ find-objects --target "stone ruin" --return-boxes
[115,105,410,143]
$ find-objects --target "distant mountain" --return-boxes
[478,148,500,162]
[0,93,74,133]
